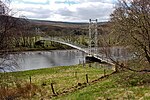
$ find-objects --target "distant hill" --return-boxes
[28,19,109,35]
[29,19,108,28]
[0,15,109,36]
[0,15,108,28]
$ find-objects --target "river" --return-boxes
[0,50,86,72]
[0,47,131,72]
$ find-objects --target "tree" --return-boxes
[110,0,150,68]
[0,0,29,71]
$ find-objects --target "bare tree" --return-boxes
[0,0,29,71]
[107,0,150,70]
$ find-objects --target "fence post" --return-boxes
[29,76,32,98]
[89,63,91,67]
[29,76,31,84]
[86,74,88,83]
[51,83,55,95]
[104,69,106,76]
[75,71,77,78]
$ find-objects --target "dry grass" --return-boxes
[0,83,37,100]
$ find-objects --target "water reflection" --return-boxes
[0,47,131,72]
[1,50,85,72]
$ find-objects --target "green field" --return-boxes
[54,71,150,100]
[0,64,150,100]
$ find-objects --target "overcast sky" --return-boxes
[6,0,117,22]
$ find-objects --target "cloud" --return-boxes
[13,0,50,5]
[77,2,114,20]
[9,0,116,22]
[56,2,114,22]
[55,1,79,5]
[18,7,52,19]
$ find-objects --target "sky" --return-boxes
[4,0,117,22]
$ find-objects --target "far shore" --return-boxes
[0,47,75,54]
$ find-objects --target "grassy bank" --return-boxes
[0,64,113,99]
[0,64,150,100]
[54,71,150,100]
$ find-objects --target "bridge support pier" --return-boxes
[85,55,102,63]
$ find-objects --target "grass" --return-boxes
[0,64,150,100]
[0,63,113,99]
[53,70,150,100]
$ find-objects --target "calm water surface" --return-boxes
[0,47,131,72]
[1,50,85,72]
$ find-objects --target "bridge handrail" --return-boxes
[40,36,114,65]
[42,37,87,48]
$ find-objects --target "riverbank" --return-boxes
[0,64,150,100]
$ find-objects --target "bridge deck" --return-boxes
[40,37,114,65]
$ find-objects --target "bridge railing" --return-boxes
[42,36,88,49]
[41,36,114,65]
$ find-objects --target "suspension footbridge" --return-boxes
[40,36,114,65]
[39,19,114,65]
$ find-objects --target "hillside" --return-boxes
[28,19,109,36]
[29,19,107,28]
[0,15,108,36]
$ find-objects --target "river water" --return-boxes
[0,50,86,72]
[0,47,131,72]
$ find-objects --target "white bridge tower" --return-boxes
[88,19,98,55]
